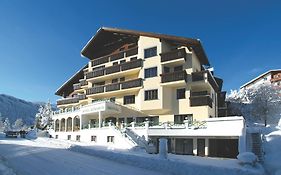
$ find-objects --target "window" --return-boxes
[107,136,114,143]
[55,135,58,139]
[145,67,157,78]
[113,62,118,65]
[94,81,105,87]
[124,95,135,104]
[67,135,71,140]
[93,65,105,71]
[119,47,125,51]
[174,114,193,124]
[91,135,97,142]
[120,77,125,82]
[120,59,126,64]
[76,135,80,141]
[177,88,186,99]
[145,89,158,100]
[130,57,137,61]
[144,47,157,58]
[174,65,183,72]
[112,78,118,83]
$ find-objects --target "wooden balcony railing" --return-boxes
[86,59,142,79]
[161,71,187,83]
[105,64,120,75]
[160,48,186,62]
[86,86,105,95]
[90,47,138,66]
[121,59,142,71]
[191,70,219,91]
[190,95,213,108]
[121,78,143,89]
[80,79,88,86]
[86,78,143,95]
[73,83,81,90]
[105,83,120,92]
[57,97,79,106]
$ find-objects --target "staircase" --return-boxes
[124,128,156,154]
[250,132,264,162]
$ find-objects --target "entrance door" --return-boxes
[197,139,205,157]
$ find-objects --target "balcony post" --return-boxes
[98,111,102,128]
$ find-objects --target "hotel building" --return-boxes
[51,27,245,158]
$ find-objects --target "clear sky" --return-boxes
[0,0,281,103]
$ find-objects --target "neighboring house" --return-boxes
[50,27,244,159]
[240,69,281,90]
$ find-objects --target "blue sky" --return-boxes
[0,0,281,103]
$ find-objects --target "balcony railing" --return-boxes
[190,95,213,108]
[73,83,81,90]
[91,47,139,66]
[86,59,142,79]
[160,48,186,62]
[121,78,143,89]
[105,64,120,75]
[161,71,187,83]
[121,59,142,71]
[86,86,105,95]
[80,79,88,86]
[191,70,219,91]
[77,94,87,100]
[86,78,143,95]
[105,83,120,92]
[57,97,79,106]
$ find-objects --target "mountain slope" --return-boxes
[0,94,40,125]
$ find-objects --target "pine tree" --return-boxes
[35,101,52,130]
[3,118,11,131]
[13,118,24,130]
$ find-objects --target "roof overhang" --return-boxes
[81,27,210,66]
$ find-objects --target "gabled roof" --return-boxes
[55,64,87,97]
[81,27,210,66]
[240,69,281,89]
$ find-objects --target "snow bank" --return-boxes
[69,145,264,175]
[263,127,281,175]
[237,152,258,165]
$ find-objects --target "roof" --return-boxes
[240,69,281,89]
[81,27,210,66]
[55,64,87,97]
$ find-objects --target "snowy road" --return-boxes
[0,138,166,175]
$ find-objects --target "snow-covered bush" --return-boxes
[237,152,258,166]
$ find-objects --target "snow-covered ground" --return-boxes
[262,126,281,175]
[0,133,264,175]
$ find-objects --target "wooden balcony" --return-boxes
[105,64,120,75]
[121,59,142,71]
[160,48,186,62]
[86,59,142,80]
[190,95,213,108]
[86,78,143,95]
[73,83,81,90]
[105,83,120,92]
[191,70,219,92]
[92,55,109,66]
[121,78,142,89]
[57,97,79,106]
[86,86,105,95]
[161,71,187,83]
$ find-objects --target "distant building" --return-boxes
[51,27,243,159]
[240,69,281,90]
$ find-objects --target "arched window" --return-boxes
[61,118,66,131]
[66,117,72,132]
[73,116,80,131]
[55,119,59,132]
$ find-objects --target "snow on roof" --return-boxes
[240,69,281,89]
